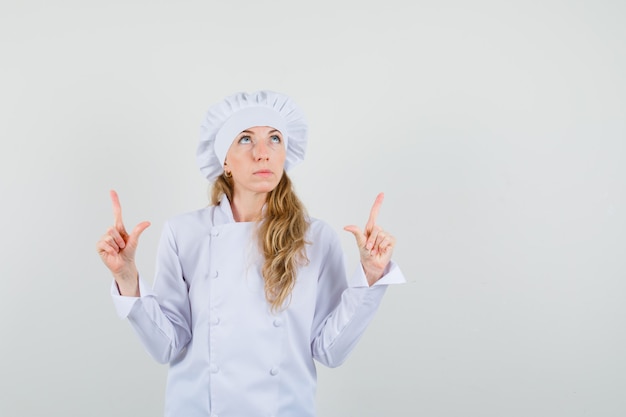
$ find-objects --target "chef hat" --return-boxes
[197,90,308,181]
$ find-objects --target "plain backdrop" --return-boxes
[1,1,625,416]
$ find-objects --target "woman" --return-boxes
[96,90,405,417]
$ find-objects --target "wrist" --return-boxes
[364,268,384,287]
[114,268,140,296]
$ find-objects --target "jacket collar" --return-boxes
[213,194,236,225]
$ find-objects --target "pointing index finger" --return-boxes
[110,189,125,231]
[365,192,384,233]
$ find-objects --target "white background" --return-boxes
[1,1,625,416]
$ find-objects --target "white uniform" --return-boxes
[111,196,405,417]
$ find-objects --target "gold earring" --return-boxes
[224,170,232,178]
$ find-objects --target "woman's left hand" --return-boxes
[344,193,396,286]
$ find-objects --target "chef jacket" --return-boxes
[111,195,405,417]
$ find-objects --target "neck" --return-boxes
[230,192,268,222]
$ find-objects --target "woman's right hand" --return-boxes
[96,190,150,296]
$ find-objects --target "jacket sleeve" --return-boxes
[309,224,405,368]
[110,222,192,364]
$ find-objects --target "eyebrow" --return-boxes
[240,129,281,135]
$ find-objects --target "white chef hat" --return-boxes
[197,90,308,181]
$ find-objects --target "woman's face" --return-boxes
[224,126,287,196]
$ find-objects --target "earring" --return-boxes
[224,170,232,178]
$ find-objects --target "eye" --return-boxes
[270,135,281,144]
[238,135,251,144]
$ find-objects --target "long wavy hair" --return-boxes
[211,172,309,311]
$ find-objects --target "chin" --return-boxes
[250,181,280,194]
[258,185,279,193]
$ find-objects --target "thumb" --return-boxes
[344,225,366,248]
[127,221,151,247]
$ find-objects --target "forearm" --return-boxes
[311,260,405,367]
[312,285,387,368]
[111,277,192,364]
[126,296,191,364]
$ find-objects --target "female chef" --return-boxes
[96,90,406,417]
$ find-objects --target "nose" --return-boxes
[253,140,269,161]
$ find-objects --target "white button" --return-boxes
[212,270,219,278]
[211,317,220,325]
[270,367,279,376]
[210,364,220,374]
[273,318,282,327]
[211,229,220,237]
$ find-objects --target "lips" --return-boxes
[253,169,273,177]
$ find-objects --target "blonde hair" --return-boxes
[211,172,309,311]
